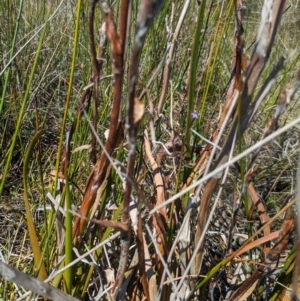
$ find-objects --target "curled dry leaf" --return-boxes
[73,144,91,153]
[105,268,116,287]
[134,97,144,124]
[144,129,167,221]
[266,206,295,262]
[104,129,110,141]
[49,170,65,180]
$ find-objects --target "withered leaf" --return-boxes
[134,97,144,124]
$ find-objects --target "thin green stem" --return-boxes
[185,0,206,153]
[0,0,24,115]
[0,4,51,195]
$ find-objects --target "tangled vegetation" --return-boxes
[1,0,300,300]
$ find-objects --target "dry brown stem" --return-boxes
[111,1,165,299]
[193,0,286,279]
[72,1,125,240]
[246,166,271,255]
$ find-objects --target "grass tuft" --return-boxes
[1,1,300,300]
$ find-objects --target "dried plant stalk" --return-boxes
[0,262,80,301]
[72,1,125,240]
[193,0,286,278]
[111,1,165,299]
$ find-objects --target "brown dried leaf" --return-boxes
[229,269,264,301]
[71,210,129,233]
[144,130,167,222]
[267,206,295,261]
[245,166,260,182]
[241,52,247,72]
[247,182,271,254]
[235,231,279,257]
[238,279,259,301]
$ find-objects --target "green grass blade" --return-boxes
[23,130,47,280]
[64,174,73,293]
[59,0,82,293]
[198,0,234,123]
[53,0,82,192]
[0,5,52,195]
[0,0,24,116]
[184,0,206,153]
